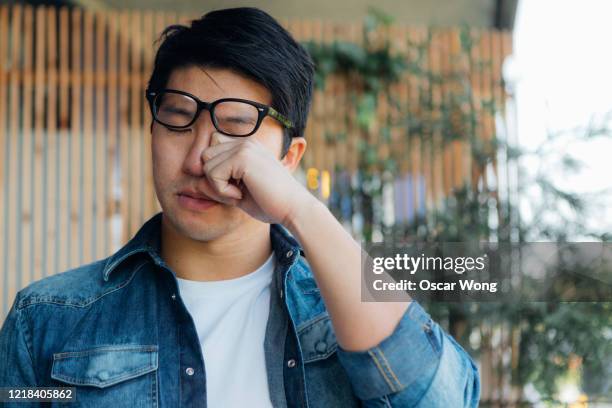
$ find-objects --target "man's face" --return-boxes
[151,65,285,242]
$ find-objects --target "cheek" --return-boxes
[253,125,284,156]
[151,135,180,186]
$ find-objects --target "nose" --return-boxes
[181,110,216,177]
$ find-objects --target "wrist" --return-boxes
[283,192,326,236]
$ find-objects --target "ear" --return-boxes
[281,137,307,172]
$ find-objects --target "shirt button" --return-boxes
[286,250,293,258]
[279,289,284,299]
[185,367,195,376]
[287,359,297,368]
[171,293,176,300]
[97,370,109,381]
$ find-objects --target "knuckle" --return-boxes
[201,151,212,161]
[237,144,251,159]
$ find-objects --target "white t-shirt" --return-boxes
[176,252,276,408]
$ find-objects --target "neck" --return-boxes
[160,215,272,282]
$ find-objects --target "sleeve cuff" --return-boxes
[336,301,443,401]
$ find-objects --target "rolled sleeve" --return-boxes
[336,301,480,407]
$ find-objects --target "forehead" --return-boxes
[165,65,272,105]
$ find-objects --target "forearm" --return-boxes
[284,196,409,351]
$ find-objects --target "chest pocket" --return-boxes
[50,344,158,408]
[298,314,337,362]
[298,315,360,407]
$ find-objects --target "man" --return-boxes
[0,7,479,407]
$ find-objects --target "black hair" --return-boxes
[147,7,315,157]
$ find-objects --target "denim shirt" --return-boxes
[0,212,480,407]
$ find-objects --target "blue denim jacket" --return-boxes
[0,212,480,407]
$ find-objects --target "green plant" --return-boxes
[304,9,612,404]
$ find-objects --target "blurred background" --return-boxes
[0,0,610,406]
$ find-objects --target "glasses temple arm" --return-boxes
[267,108,294,129]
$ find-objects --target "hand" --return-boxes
[201,132,315,225]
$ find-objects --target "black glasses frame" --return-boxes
[145,89,294,137]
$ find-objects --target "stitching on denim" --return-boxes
[368,348,397,393]
[296,313,329,334]
[423,320,442,355]
[104,246,152,280]
[17,300,39,384]
[18,260,148,310]
[151,359,158,408]
[53,344,158,359]
[52,365,156,387]
[377,347,403,390]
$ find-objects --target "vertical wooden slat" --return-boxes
[480,31,493,191]
[490,30,502,187]
[95,11,107,260]
[333,23,349,173]
[118,10,130,244]
[58,7,70,273]
[389,25,404,173]
[306,20,324,174]
[410,27,426,220]
[7,4,22,310]
[375,24,391,174]
[454,27,473,192]
[70,8,83,268]
[491,30,504,116]
[0,5,10,314]
[346,21,361,173]
[440,30,453,198]
[21,5,33,286]
[449,28,466,190]
[429,28,443,208]
[392,25,409,223]
[82,10,94,263]
[469,28,483,191]
[33,6,46,281]
[129,11,143,236]
[106,11,119,253]
[322,20,335,180]
[45,6,58,277]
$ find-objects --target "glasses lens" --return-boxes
[154,92,197,127]
[213,101,260,136]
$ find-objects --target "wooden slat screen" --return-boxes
[0,5,512,317]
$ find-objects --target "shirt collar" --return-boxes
[102,212,304,282]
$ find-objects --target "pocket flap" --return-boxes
[298,314,338,363]
[51,345,158,388]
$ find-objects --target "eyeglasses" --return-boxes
[145,89,294,137]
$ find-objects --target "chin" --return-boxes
[163,201,241,242]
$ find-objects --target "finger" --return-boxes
[202,135,241,162]
[211,131,240,146]
[203,148,245,200]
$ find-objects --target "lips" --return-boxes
[177,189,213,201]
[176,188,219,211]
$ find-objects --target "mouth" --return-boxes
[176,190,219,211]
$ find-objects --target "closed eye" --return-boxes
[165,126,192,134]
[219,116,257,125]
